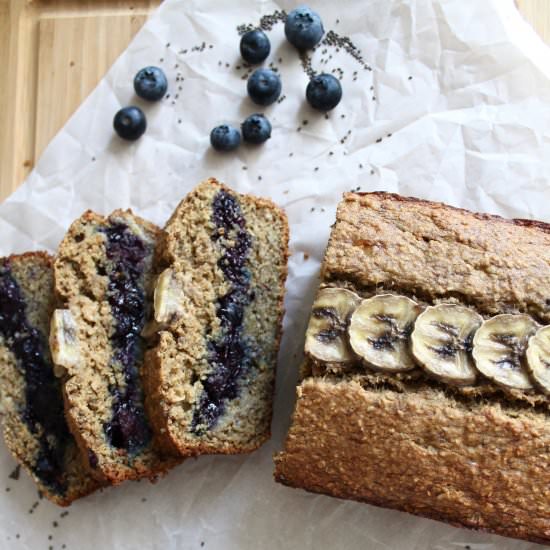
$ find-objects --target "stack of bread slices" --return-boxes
[0,178,288,505]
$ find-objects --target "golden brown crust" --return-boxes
[324,192,550,323]
[274,379,550,544]
[276,191,550,543]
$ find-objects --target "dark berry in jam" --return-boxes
[192,191,254,433]
[101,223,152,453]
[0,262,70,494]
[134,66,168,102]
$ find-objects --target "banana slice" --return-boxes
[304,287,362,363]
[49,309,80,376]
[154,268,187,325]
[472,314,538,390]
[526,325,550,394]
[411,304,482,385]
[348,294,421,372]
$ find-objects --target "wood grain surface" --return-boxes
[0,0,548,201]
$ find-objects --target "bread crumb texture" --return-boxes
[0,253,98,505]
[54,210,177,484]
[145,178,289,457]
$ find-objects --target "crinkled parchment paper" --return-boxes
[1,0,550,548]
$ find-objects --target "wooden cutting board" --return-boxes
[0,0,547,201]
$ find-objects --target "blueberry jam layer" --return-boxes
[101,223,152,454]
[192,191,255,434]
[0,261,70,494]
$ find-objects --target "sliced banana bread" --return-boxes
[0,252,98,505]
[51,210,176,484]
[144,178,289,456]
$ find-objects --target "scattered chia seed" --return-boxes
[297,127,302,132]
[178,119,182,124]
[321,207,326,212]
[329,151,334,156]
[242,166,247,170]
[370,169,375,175]
[48,535,53,540]
[322,30,372,71]
[276,94,286,104]
[5,487,10,492]
[302,119,309,125]
[258,175,262,181]
[16,534,20,539]
[225,63,230,68]
[336,18,340,24]
[236,65,241,70]
[324,113,329,120]
[283,190,289,194]
[375,137,382,143]
[159,58,164,63]
[62,545,66,549]
[359,164,363,169]
[304,253,310,260]
[299,50,316,79]
[201,543,205,548]
[387,133,392,137]
[278,57,282,63]
[165,94,170,99]
[310,207,315,212]
[289,152,294,157]
[370,85,374,90]
[314,167,319,172]
[60,511,69,518]
[166,42,170,47]
[236,10,287,35]
[372,96,376,100]
[141,497,147,502]
[218,61,222,66]
[91,156,96,162]
[340,114,345,119]
[209,44,214,49]
[9,465,21,480]
[408,75,413,80]
[53,522,58,528]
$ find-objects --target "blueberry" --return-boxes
[241,114,272,144]
[247,68,282,106]
[284,6,324,50]
[240,29,271,64]
[210,125,241,152]
[113,106,147,141]
[306,73,342,111]
[133,66,168,101]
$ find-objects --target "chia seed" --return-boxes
[9,465,21,480]
[376,137,382,143]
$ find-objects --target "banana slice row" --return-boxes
[304,287,550,393]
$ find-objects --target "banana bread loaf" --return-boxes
[0,252,98,505]
[51,210,176,484]
[144,178,289,456]
[275,192,550,544]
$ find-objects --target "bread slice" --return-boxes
[274,192,550,544]
[144,178,289,456]
[52,210,177,484]
[0,252,98,505]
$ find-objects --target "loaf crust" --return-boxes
[274,378,550,544]
[275,192,550,543]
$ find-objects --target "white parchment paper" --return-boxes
[1,0,550,548]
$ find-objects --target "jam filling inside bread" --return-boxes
[0,262,70,494]
[101,223,152,453]
[192,190,255,433]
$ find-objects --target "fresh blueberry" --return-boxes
[240,29,271,64]
[284,6,324,50]
[306,73,342,111]
[247,68,282,106]
[113,106,147,141]
[241,114,272,144]
[210,125,241,152]
[133,66,168,101]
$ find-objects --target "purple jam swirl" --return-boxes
[101,223,152,454]
[0,261,70,494]
[192,190,255,433]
